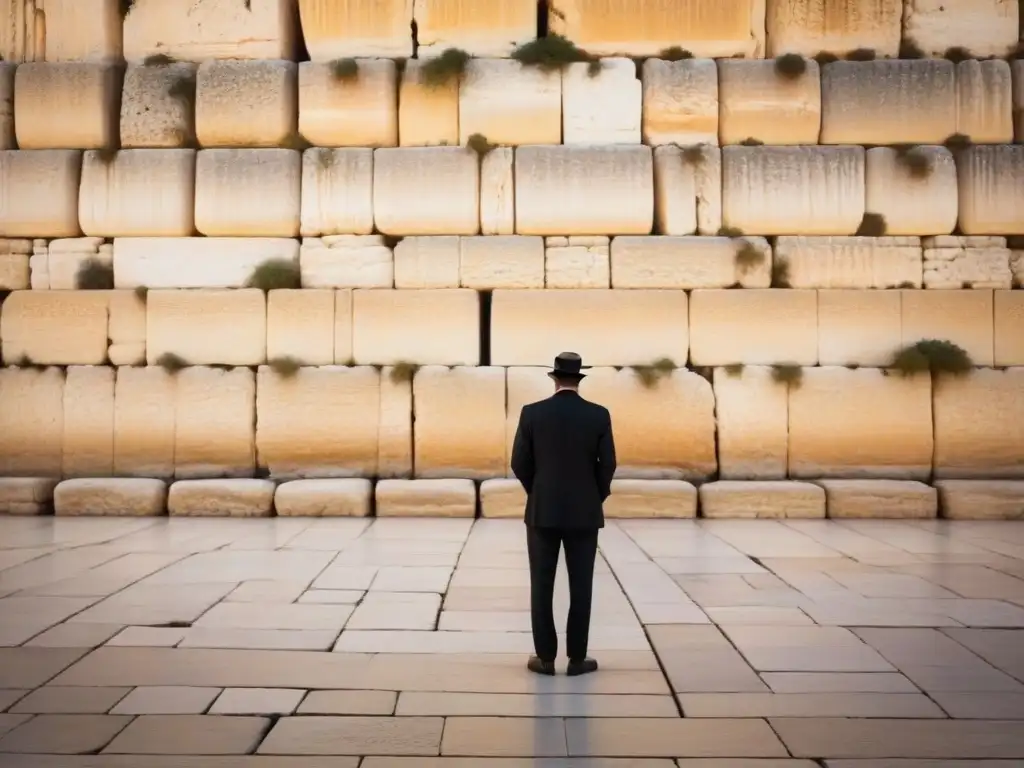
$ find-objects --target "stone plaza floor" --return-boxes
[0,516,1023,766]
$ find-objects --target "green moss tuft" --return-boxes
[658,46,694,61]
[420,48,471,87]
[75,259,114,290]
[245,259,301,291]
[856,212,888,237]
[771,364,803,388]
[155,352,188,373]
[512,34,595,73]
[889,339,973,378]
[774,53,808,79]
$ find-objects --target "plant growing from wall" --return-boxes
[734,238,765,274]
[631,357,674,389]
[943,46,973,62]
[314,148,336,171]
[718,225,744,237]
[93,146,119,166]
[678,144,706,166]
[75,259,114,290]
[774,53,807,79]
[944,133,972,150]
[329,58,360,83]
[856,212,888,236]
[889,339,973,378]
[846,48,877,61]
[771,363,803,388]
[724,363,745,377]
[658,46,694,61]
[899,39,926,59]
[771,257,792,288]
[144,54,176,66]
[895,281,917,289]
[245,259,301,291]
[512,34,596,73]
[813,51,839,65]
[155,352,189,373]
[739,137,764,146]
[268,356,302,378]
[420,48,471,88]
[894,145,934,179]
[467,133,497,158]
[134,286,149,301]
[389,361,420,384]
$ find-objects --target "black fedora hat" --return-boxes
[549,351,589,379]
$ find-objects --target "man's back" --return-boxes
[511,389,616,530]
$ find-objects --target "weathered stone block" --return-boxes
[457,59,561,146]
[113,366,176,479]
[935,479,1024,520]
[955,60,1014,144]
[195,60,297,148]
[459,236,544,289]
[817,289,902,367]
[480,147,515,236]
[375,478,476,517]
[865,147,958,236]
[689,289,818,366]
[712,365,788,480]
[195,149,302,237]
[398,59,458,147]
[298,0,413,59]
[393,237,460,288]
[903,0,1019,59]
[563,59,641,145]
[373,147,480,235]
[298,60,397,147]
[722,146,865,235]
[146,289,267,367]
[62,366,115,478]
[334,289,353,364]
[545,236,610,289]
[14,63,120,149]
[516,145,654,236]
[300,235,393,288]
[174,367,256,479]
[0,367,64,477]
[0,150,82,237]
[119,62,198,149]
[0,290,109,366]
[700,480,826,519]
[923,239,1012,290]
[54,478,167,517]
[818,479,937,519]
[653,144,722,236]
[765,0,902,57]
[479,478,525,518]
[718,59,821,145]
[900,289,995,367]
[605,479,698,519]
[274,478,372,516]
[957,145,1024,236]
[31,238,110,291]
[775,236,923,289]
[414,0,536,57]
[641,58,718,146]
[995,290,1024,367]
[490,289,688,367]
[300,148,375,237]
[168,479,276,517]
[1,0,122,63]
[0,239,30,290]
[378,364,413,478]
[0,478,58,514]
[107,290,146,366]
[611,236,770,289]
[266,289,335,366]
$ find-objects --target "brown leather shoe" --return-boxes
[527,656,555,675]
[567,657,598,676]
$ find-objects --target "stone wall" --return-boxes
[1,0,1023,519]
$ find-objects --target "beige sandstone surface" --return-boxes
[935,480,1024,520]
[653,144,722,236]
[712,365,789,480]
[0,477,58,514]
[775,236,923,290]
[479,478,525,519]
[717,58,821,145]
[818,479,938,519]
[375,478,476,517]
[146,289,267,367]
[173,367,256,479]
[300,148,375,236]
[816,289,902,368]
[955,59,1015,145]
[266,289,336,366]
[298,60,398,148]
[900,289,995,368]
[994,290,1024,367]
[545,236,610,289]
[14,62,120,149]
[700,480,826,519]
[0,367,64,477]
[112,365,176,478]
[414,0,536,57]
[168,479,276,517]
[0,150,82,237]
[54,478,167,517]
[641,58,719,147]
[902,0,1019,59]
[563,59,641,145]
[274,478,372,517]
[61,365,115,478]
[459,236,544,290]
[765,0,902,57]
[378,364,413,478]
[373,147,480,235]
[865,147,958,236]
[392,237,460,289]
[604,479,698,519]
[397,59,459,147]
[119,62,198,149]
[194,149,302,237]
[196,60,298,148]
[458,60,561,146]
[480,147,515,236]
[956,146,1024,236]
[611,236,770,289]
[300,235,393,288]
[0,290,109,366]
[299,0,413,59]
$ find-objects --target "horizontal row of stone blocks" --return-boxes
[3,58,1022,150]
[0,363,1021,484]
[1,0,1018,63]
[2,288,1021,369]
[2,144,1023,238]
[2,476,1021,521]
[5,235,1021,293]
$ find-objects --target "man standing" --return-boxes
[511,352,617,677]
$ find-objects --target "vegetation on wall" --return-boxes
[420,48,471,88]
[724,363,745,378]
[329,58,360,83]
[144,53,176,66]
[75,259,115,290]
[846,48,876,61]
[894,146,934,179]
[856,213,888,237]
[268,356,302,378]
[813,51,839,65]
[739,137,764,146]
[774,54,807,79]
[512,35,598,74]
[658,46,694,61]
[246,260,301,292]
[679,144,706,166]
[944,133,973,150]
[388,362,420,384]
[899,39,925,59]
[770,257,792,288]
[631,358,675,389]
[467,133,497,158]
[121,0,250,20]
[734,239,765,274]
[889,340,973,378]
[134,286,149,301]
[943,46,973,62]
[771,364,803,388]
[155,352,189,374]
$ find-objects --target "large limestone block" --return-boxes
[0,290,109,365]
[112,237,300,289]
[817,289,902,367]
[298,60,397,147]
[256,365,380,478]
[334,288,353,364]
[0,62,14,149]
[491,289,688,367]
[1015,61,1024,143]
[119,61,199,149]
[903,0,1019,59]
[545,236,610,289]
[123,0,297,62]
[995,291,1024,367]
[0,367,64,477]
[775,236,923,289]
[765,0,902,57]
[0,477,58,514]
[458,59,561,146]
[54,478,167,517]
[653,144,722,236]
[718,59,821,145]
[195,60,297,148]
[168,479,276,517]
[957,145,1024,236]
[922,237,1013,290]
[378,364,413,478]
[0,239,30,289]
[550,0,766,58]
[563,59,641,145]
[376,478,476,517]
[580,367,717,481]
[194,149,301,237]
[515,145,654,236]
[641,58,719,146]
[14,63,120,149]
[414,365,505,479]
[300,149,374,236]
[722,146,864,236]
[61,365,114,478]
[789,368,934,480]
[611,236,770,289]
[479,478,525,518]
[818,479,937,520]
[398,59,458,147]
[267,289,335,365]
[373,147,479,235]
[504,366,552,478]
[689,289,818,366]
[274,478,372,516]
[935,480,1024,520]
[79,150,196,238]
[174,367,256,479]
[900,289,995,367]
[700,481,826,519]
[146,289,267,367]
[605,479,698,519]
[819,61,957,146]
[864,147,957,236]
[351,288,479,365]
[107,289,146,365]
[459,236,544,289]
[31,237,111,291]
[933,368,1024,479]
[0,150,82,237]
[0,0,121,63]
[480,147,514,236]
[299,0,413,59]
[113,366,176,478]
[712,365,788,480]
[955,60,1014,144]
[393,236,460,288]
[300,235,393,288]
[414,0,536,57]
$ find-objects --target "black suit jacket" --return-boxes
[511,389,617,530]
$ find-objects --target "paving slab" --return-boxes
[258,716,444,756]
[0,714,132,753]
[0,759,361,767]
[397,692,678,717]
[10,687,131,714]
[102,715,270,755]
[563,717,789,757]
[441,717,567,756]
[109,687,221,715]
[209,688,305,715]
[297,690,397,715]
[677,692,946,718]
[0,648,91,689]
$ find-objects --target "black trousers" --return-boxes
[526,526,599,663]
